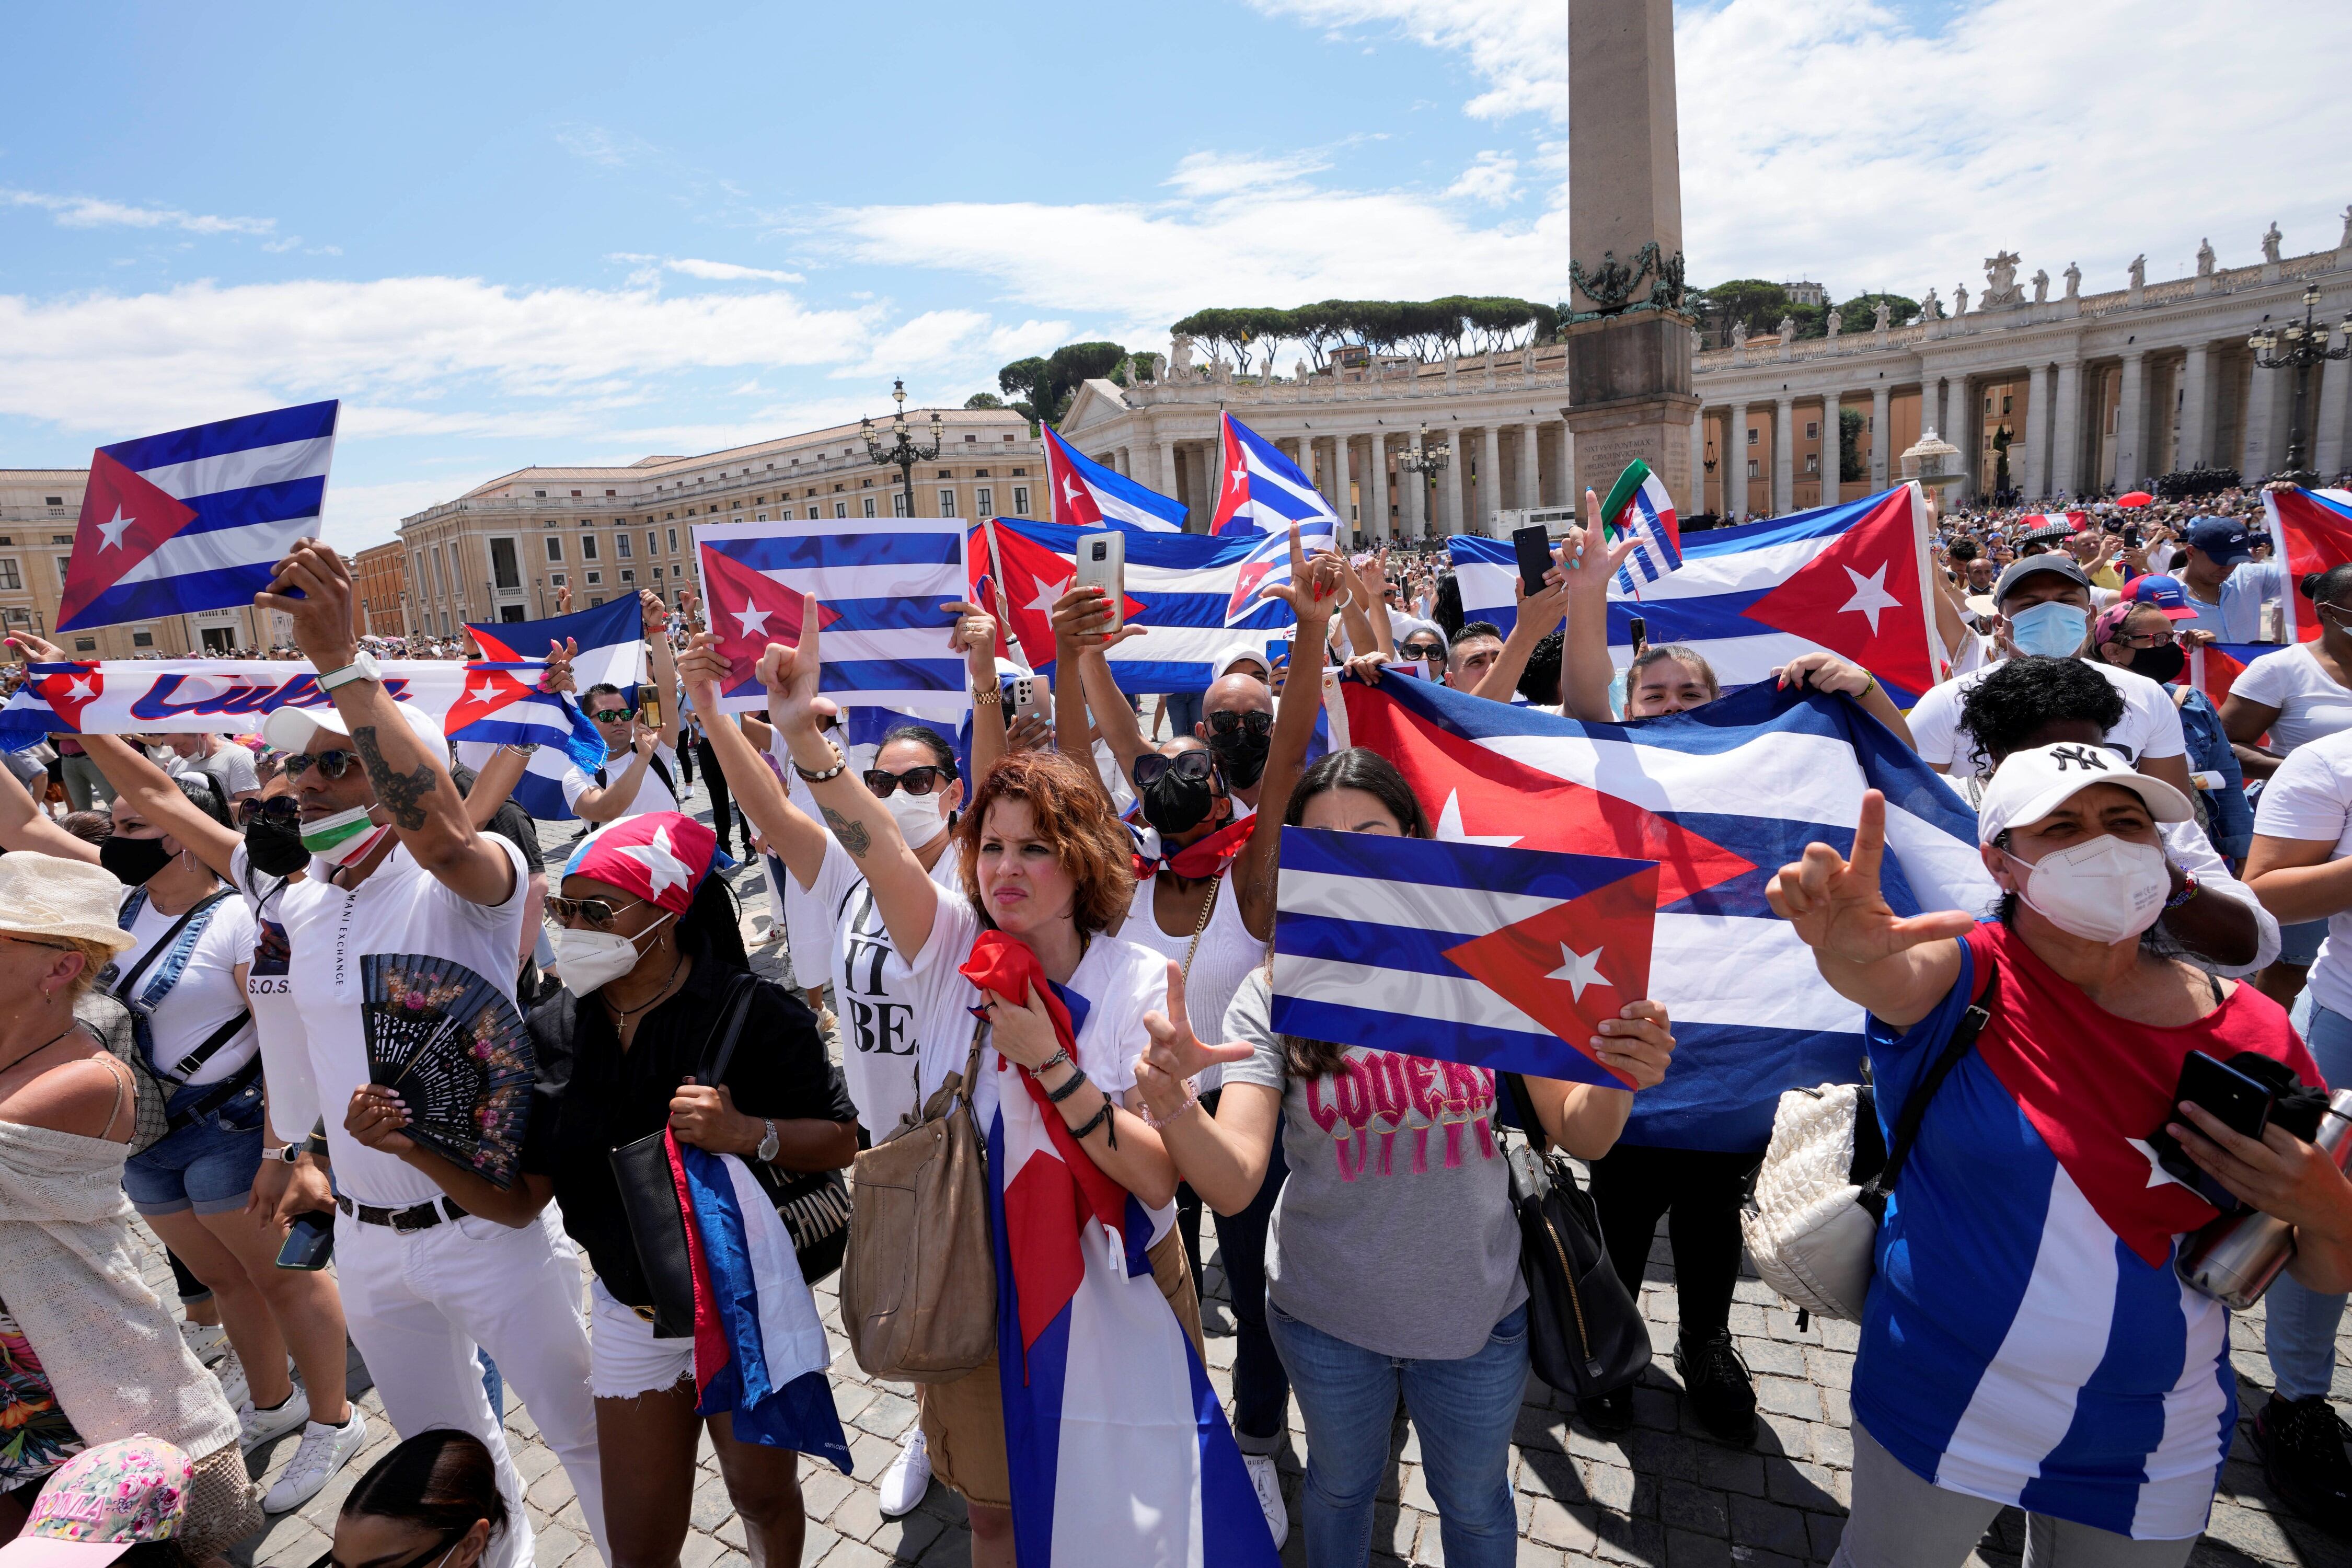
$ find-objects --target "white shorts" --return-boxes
[587,1278,695,1400]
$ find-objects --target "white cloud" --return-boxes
[1165,149,1333,199]
[2,188,277,237]
[665,257,804,284]
[1446,151,1519,206]
[554,124,654,169]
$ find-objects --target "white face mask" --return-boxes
[554,911,674,995]
[882,786,949,849]
[2002,834,2170,944]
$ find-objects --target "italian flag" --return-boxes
[1600,459,1682,594]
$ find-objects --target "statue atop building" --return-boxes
[1981,250,2024,306]
[1775,314,1796,341]
[2196,238,2216,276]
[2062,261,2081,298]
[2031,268,2049,304]
[2127,254,2146,291]
[1921,286,1942,320]
[1294,359,1310,384]
[1169,333,1195,378]
[1825,305,1842,338]
[1953,282,1969,316]
[1872,298,1892,332]
[1730,319,1748,349]
[2262,222,2284,264]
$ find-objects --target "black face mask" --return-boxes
[244,814,310,878]
[99,834,175,887]
[1140,767,1218,836]
[1205,727,1270,790]
[2128,643,2186,685]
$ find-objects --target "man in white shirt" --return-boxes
[563,589,684,822]
[249,541,604,1568]
[164,732,262,806]
[2175,515,2285,642]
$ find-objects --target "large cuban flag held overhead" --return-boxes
[457,596,648,818]
[1042,426,1185,533]
[1453,483,1942,702]
[60,401,339,631]
[1323,671,1995,1150]
[2263,486,2352,643]
[972,519,1293,694]
[1210,413,1340,620]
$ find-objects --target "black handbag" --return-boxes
[609,973,856,1339]
[1498,1073,1653,1400]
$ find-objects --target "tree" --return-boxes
[1691,280,1789,347]
[1839,408,1867,483]
[994,341,1131,432]
[963,391,1005,410]
[996,356,1053,433]
[1836,293,1920,335]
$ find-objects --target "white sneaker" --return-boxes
[213,1352,249,1413]
[263,1411,368,1513]
[1243,1452,1288,1550]
[876,1427,931,1517]
[180,1320,229,1366]
[240,1386,310,1451]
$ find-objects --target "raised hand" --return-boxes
[538,636,579,694]
[639,587,668,637]
[1267,524,1345,624]
[255,538,359,667]
[1560,489,1640,602]
[756,591,836,739]
[941,599,1000,673]
[1771,650,1871,697]
[1766,790,1975,965]
[1051,585,1142,653]
[1135,961,1254,1121]
[677,630,730,709]
[6,631,68,664]
[557,583,573,613]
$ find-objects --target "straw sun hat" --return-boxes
[0,853,135,953]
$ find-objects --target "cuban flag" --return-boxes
[2186,642,2288,709]
[0,659,480,750]
[971,519,1293,694]
[1600,458,1684,594]
[1451,483,1941,704]
[468,594,647,693]
[1321,671,1995,1149]
[694,516,966,710]
[458,596,648,818]
[1274,827,1657,1089]
[2017,510,2090,533]
[1042,427,1185,533]
[662,1135,853,1471]
[1210,411,1340,536]
[2263,486,2352,643]
[60,401,338,631]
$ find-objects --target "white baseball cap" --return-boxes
[1974,741,2192,845]
[262,698,446,758]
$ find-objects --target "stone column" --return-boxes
[1367,436,1391,542]
[1869,386,1890,489]
[1517,424,1541,510]
[1158,439,1180,508]
[1334,433,1356,540]
[1438,447,1462,536]
[2052,360,2084,498]
[1688,408,1705,515]
[1945,375,1974,504]
[2112,350,2147,490]
[1730,403,1751,520]
[2180,345,2212,472]
[2026,365,2055,496]
[1772,397,1795,515]
[1819,394,1840,506]
[2244,363,2280,479]
[1480,425,1503,533]
[2319,354,2351,480]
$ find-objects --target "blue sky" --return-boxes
[3,0,2343,551]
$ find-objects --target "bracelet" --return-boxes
[1028,1047,1071,1079]
[1046,1067,1090,1104]
[1067,1100,1117,1147]
[2164,872,2200,909]
[1858,674,1877,702]
[972,685,1003,707]
[501,742,540,758]
[791,742,847,783]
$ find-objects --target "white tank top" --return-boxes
[1123,868,1268,1093]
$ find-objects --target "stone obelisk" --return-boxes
[1560,0,1700,510]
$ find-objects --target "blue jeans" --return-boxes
[122,1074,267,1217]
[1218,1113,1290,1452]
[1160,691,1202,741]
[2266,1000,2352,1400]
[1267,1299,1527,1568]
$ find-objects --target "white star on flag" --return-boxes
[96,508,135,550]
[1062,474,1085,505]
[64,677,96,700]
[467,682,503,705]
[1547,944,1609,1001]
[1838,562,1903,635]
[732,600,770,638]
[2126,1137,2194,1193]
[619,824,691,903]
[1027,576,1068,620]
[1432,791,1521,847]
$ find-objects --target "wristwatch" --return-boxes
[755,1119,779,1163]
[270,1143,303,1165]
[317,651,382,692]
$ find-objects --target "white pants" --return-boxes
[335,1205,605,1568]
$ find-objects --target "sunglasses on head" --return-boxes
[285,750,360,780]
[546,893,648,926]
[1132,750,1215,790]
[590,706,638,724]
[239,795,302,824]
[864,763,956,798]
[1205,708,1274,739]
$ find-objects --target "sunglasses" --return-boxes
[1132,750,1215,790]
[590,706,638,725]
[285,750,360,780]
[546,894,649,926]
[239,796,302,824]
[1402,641,1444,660]
[2109,627,2178,649]
[864,764,956,798]
[1205,709,1274,740]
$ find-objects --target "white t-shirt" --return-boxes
[2253,730,2352,1019]
[1908,658,2187,780]
[801,835,970,1137]
[239,835,529,1206]
[114,889,260,1088]
[886,881,1174,1234]
[560,743,681,817]
[235,862,317,1144]
[2222,642,2352,754]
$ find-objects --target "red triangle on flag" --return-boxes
[971,525,1144,671]
[445,667,536,734]
[37,666,104,730]
[1443,861,1660,1086]
[1342,685,1754,906]
[59,451,201,630]
[1739,490,1935,696]
[696,543,836,690]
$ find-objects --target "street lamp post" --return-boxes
[862,378,946,516]
[1399,422,1451,540]
[2249,284,2352,484]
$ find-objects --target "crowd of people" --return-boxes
[4,479,2352,1568]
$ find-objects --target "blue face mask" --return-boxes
[2008,599,2089,658]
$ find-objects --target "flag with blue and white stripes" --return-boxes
[1600,458,1684,594]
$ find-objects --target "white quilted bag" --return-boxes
[1739,1082,1880,1323]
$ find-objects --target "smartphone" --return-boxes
[1073,531,1126,632]
[2124,525,2142,548]
[276,1209,335,1271]
[2155,1051,2276,1210]
[1008,676,1045,719]
[1266,637,1292,668]
[637,689,664,731]
[1629,615,1649,659]
[1512,524,1554,597]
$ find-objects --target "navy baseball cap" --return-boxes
[2185,516,2256,564]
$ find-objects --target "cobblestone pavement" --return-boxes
[155,778,2352,1568]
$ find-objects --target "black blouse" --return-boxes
[522,937,855,1307]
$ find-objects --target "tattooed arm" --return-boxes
[259,539,515,908]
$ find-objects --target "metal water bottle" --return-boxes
[2176,1089,2352,1309]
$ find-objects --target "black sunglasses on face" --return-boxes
[546,894,647,926]
[239,796,302,824]
[1402,641,1444,659]
[1205,708,1274,739]
[285,751,360,780]
[591,706,638,725]
[1132,750,1215,789]
[864,764,956,798]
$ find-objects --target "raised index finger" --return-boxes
[1846,789,1888,887]
[1163,960,1191,1035]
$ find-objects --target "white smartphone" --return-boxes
[1073,531,1126,633]
[1009,676,1046,719]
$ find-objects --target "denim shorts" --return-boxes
[121,1073,267,1217]
[2280,917,2330,969]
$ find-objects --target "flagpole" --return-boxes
[1906,480,1942,684]
[979,517,1027,668]
[2263,487,2299,644]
